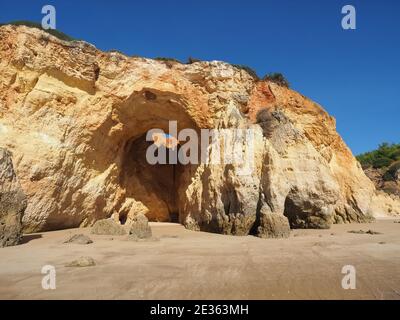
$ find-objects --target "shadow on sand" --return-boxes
[20,234,43,244]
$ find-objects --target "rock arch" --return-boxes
[85,88,203,226]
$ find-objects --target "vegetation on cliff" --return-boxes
[232,64,260,80]
[0,20,75,41]
[263,73,290,88]
[357,143,400,180]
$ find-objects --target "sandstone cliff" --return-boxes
[0,25,398,236]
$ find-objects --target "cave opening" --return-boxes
[114,89,201,225]
[119,134,184,223]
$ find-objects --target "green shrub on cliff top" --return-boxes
[154,57,182,64]
[263,73,290,88]
[232,64,259,80]
[0,20,75,41]
[357,142,400,169]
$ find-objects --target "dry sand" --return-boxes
[0,219,399,300]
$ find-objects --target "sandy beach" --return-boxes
[0,219,399,300]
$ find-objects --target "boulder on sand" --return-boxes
[129,214,152,239]
[91,219,127,235]
[0,148,27,247]
[256,212,291,238]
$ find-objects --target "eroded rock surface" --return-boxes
[0,25,398,237]
[0,148,27,247]
[364,166,400,197]
[363,166,400,217]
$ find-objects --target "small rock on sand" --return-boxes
[63,234,93,245]
[65,256,96,267]
[160,235,179,239]
[348,229,382,235]
[126,234,159,242]
[366,230,382,235]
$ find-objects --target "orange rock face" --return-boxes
[0,25,398,236]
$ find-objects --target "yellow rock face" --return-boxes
[0,25,398,235]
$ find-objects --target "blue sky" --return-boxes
[1,0,399,154]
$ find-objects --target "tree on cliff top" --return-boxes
[357,142,400,169]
